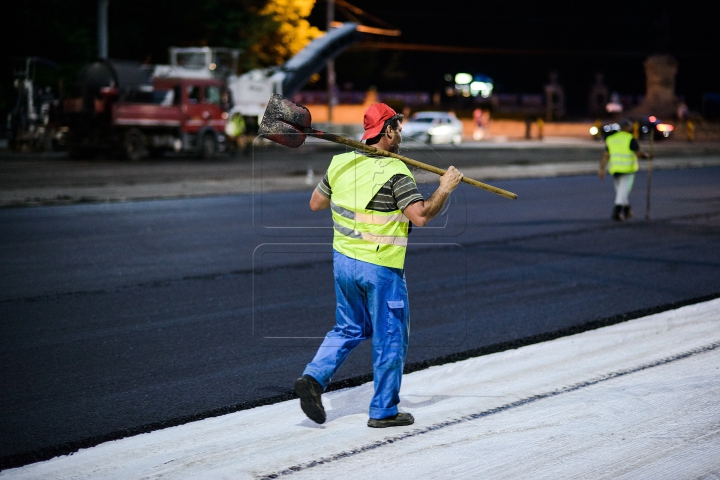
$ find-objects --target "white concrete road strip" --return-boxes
[3,299,719,479]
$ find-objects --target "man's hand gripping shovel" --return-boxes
[258,94,518,200]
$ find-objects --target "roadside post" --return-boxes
[537,118,544,140]
[645,130,654,221]
[525,117,532,140]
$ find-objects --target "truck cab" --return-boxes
[111,77,229,159]
[59,60,229,160]
[133,77,229,158]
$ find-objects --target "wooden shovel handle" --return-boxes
[310,131,518,200]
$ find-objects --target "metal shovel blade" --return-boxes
[258,94,313,148]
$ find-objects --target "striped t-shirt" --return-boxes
[316,156,423,212]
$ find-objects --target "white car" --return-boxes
[402,111,463,145]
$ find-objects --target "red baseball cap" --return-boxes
[361,103,397,140]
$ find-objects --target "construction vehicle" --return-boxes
[54,23,360,160]
[56,59,230,160]
[153,23,361,128]
[7,57,61,152]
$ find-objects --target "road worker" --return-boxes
[599,119,652,220]
[294,103,464,428]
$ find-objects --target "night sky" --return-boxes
[306,0,720,115]
[3,1,719,119]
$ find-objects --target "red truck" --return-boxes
[57,60,229,160]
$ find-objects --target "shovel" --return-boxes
[258,94,518,200]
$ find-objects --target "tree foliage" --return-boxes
[104,0,322,71]
[250,0,322,67]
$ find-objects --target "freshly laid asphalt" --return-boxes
[0,139,719,473]
[3,298,718,479]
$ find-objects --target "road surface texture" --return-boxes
[1,141,719,470]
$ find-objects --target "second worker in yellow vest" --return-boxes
[599,119,651,221]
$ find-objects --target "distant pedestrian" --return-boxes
[294,103,463,428]
[676,102,689,122]
[473,108,485,140]
[598,119,652,220]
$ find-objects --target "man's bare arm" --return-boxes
[309,188,330,211]
[403,166,463,227]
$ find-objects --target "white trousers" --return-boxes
[613,173,635,206]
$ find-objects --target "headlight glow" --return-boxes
[454,73,473,85]
[429,125,452,135]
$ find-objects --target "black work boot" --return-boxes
[294,375,326,424]
[623,205,633,219]
[612,205,625,221]
[367,412,415,428]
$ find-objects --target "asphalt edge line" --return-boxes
[1,292,718,472]
[258,340,720,479]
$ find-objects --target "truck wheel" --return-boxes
[125,129,147,161]
[198,133,217,159]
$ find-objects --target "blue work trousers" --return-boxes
[303,250,410,419]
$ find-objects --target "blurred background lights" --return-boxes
[452,73,494,98]
[454,73,473,85]
[470,80,493,98]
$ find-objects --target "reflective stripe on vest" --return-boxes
[331,201,409,226]
[327,151,415,269]
[606,131,638,174]
[331,202,409,247]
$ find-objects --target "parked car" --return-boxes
[401,111,463,145]
[590,116,674,141]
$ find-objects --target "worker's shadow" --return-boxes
[298,382,451,428]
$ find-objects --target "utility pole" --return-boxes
[326,0,335,126]
[97,0,109,59]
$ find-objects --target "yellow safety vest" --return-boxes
[327,151,416,269]
[225,114,245,138]
[606,131,639,174]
